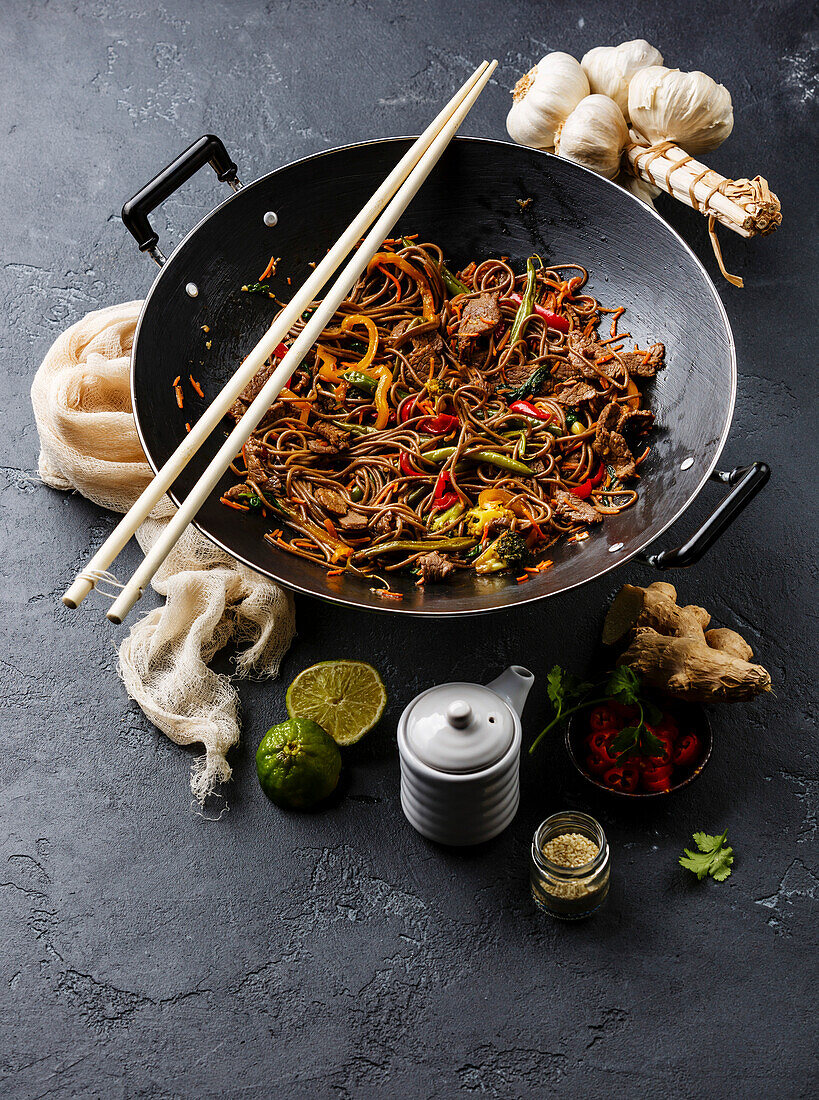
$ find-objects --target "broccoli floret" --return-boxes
[474,530,531,574]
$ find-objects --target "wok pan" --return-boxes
[125,134,768,615]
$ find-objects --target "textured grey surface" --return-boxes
[1,1,816,1097]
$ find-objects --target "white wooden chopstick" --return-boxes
[105,60,497,624]
[63,60,491,610]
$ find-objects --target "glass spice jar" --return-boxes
[530,811,610,920]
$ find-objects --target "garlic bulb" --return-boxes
[628,66,734,154]
[506,52,589,150]
[581,39,664,120]
[555,95,629,179]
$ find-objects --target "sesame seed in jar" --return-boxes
[542,832,599,868]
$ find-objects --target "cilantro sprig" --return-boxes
[679,831,734,882]
[529,664,665,758]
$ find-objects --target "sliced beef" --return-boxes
[504,362,539,389]
[593,400,636,480]
[485,514,513,536]
[336,510,369,532]
[312,420,350,450]
[618,343,665,378]
[619,408,655,435]
[390,318,446,376]
[458,292,501,348]
[240,361,276,404]
[242,438,281,495]
[553,380,598,405]
[307,440,338,455]
[314,485,349,515]
[551,488,602,526]
[417,550,455,584]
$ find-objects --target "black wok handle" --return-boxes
[644,461,770,570]
[121,134,242,266]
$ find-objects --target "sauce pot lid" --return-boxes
[404,683,516,773]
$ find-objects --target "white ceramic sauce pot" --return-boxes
[397,666,534,846]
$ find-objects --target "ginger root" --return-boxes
[602,581,771,702]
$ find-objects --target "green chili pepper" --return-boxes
[301,308,315,321]
[518,431,527,458]
[341,369,378,394]
[242,281,272,295]
[508,255,543,345]
[464,542,485,561]
[441,264,470,297]
[350,486,364,502]
[354,537,476,559]
[422,446,532,477]
[564,408,580,427]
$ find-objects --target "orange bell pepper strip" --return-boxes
[373,365,393,430]
[366,252,436,320]
[316,346,341,383]
[340,314,379,372]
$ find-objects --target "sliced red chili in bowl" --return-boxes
[603,763,640,793]
[672,732,701,767]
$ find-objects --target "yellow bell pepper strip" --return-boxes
[316,346,341,383]
[340,314,379,372]
[373,364,393,430]
[279,388,312,425]
[366,252,436,320]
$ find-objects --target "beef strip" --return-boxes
[457,292,501,348]
[618,343,665,378]
[619,408,655,435]
[307,439,338,455]
[593,400,636,480]
[240,361,276,403]
[336,510,369,532]
[551,488,603,525]
[314,485,349,515]
[417,550,455,584]
[312,420,350,450]
[242,438,282,495]
[504,362,540,389]
[390,318,446,375]
[553,379,599,405]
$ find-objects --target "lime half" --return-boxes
[286,660,386,746]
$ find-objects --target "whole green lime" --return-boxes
[256,718,341,810]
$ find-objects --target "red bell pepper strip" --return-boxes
[508,292,570,333]
[570,479,594,499]
[433,469,452,499]
[399,395,418,423]
[672,733,701,768]
[641,764,674,792]
[274,342,289,360]
[509,399,552,422]
[603,763,640,793]
[429,491,459,513]
[400,453,421,478]
[417,413,459,435]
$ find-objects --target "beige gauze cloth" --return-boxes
[31,301,296,804]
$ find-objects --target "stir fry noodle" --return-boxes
[219,238,665,588]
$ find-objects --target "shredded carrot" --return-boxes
[636,445,651,466]
[220,497,249,512]
[172,375,181,386]
[324,517,338,539]
[326,568,344,577]
[609,308,625,338]
[378,263,402,302]
[258,254,278,280]
[375,589,403,601]
[189,374,204,397]
[516,574,530,583]
[641,348,654,365]
[600,333,631,346]
[174,384,184,409]
[185,422,191,432]
[596,353,615,365]
[287,276,292,285]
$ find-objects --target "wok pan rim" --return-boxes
[130,135,737,616]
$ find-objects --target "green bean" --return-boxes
[354,537,476,559]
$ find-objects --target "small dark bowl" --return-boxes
[565,702,713,799]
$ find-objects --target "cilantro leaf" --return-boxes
[611,725,640,758]
[643,699,663,725]
[545,665,591,711]
[605,666,641,704]
[680,830,733,882]
[638,725,666,758]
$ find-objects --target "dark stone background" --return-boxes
[1,1,816,1096]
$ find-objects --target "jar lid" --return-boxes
[404,683,516,773]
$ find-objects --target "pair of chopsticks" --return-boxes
[63,60,497,623]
